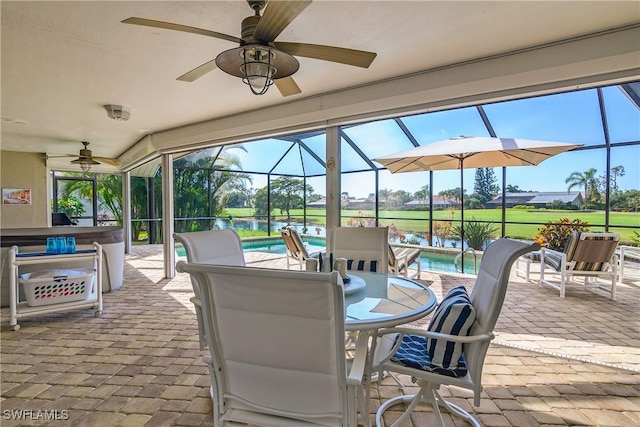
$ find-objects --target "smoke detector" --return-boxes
[104,105,132,121]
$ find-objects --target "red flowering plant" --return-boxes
[534,218,590,251]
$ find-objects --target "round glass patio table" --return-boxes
[344,271,437,331]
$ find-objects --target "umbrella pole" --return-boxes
[460,159,464,272]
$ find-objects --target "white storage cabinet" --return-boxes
[8,243,103,330]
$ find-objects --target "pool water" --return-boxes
[177,238,476,274]
[243,240,326,255]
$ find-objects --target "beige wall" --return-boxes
[0,151,48,228]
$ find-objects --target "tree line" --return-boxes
[55,162,638,242]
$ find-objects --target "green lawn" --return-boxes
[225,207,639,243]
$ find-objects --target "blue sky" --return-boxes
[233,84,639,198]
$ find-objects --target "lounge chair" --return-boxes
[52,212,77,226]
[279,226,321,270]
[619,245,640,281]
[539,231,620,300]
[388,245,421,279]
[515,251,541,281]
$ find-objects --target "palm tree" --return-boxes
[566,168,598,209]
[610,165,625,192]
[413,184,430,201]
[57,173,122,224]
[173,151,251,232]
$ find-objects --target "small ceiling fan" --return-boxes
[122,0,377,96]
[48,142,121,171]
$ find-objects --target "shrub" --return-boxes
[402,235,422,245]
[56,195,85,218]
[433,221,453,247]
[346,211,376,227]
[513,205,534,210]
[453,218,498,251]
[534,218,590,251]
[547,200,565,210]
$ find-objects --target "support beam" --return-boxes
[123,171,132,254]
[325,126,341,249]
[162,154,175,279]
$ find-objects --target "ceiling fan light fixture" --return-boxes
[71,157,100,172]
[241,46,275,95]
[216,44,299,96]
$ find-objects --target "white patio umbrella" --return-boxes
[373,136,582,264]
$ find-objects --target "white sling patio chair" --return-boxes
[174,229,245,351]
[174,263,368,427]
[371,238,539,427]
[330,226,389,274]
[539,231,620,300]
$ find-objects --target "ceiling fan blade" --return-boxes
[177,59,218,82]
[94,157,122,167]
[254,1,311,42]
[46,154,77,158]
[275,42,377,68]
[122,17,242,44]
[275,77,301,97]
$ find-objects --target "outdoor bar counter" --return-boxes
[1,226,124,307]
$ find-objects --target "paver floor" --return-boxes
[1,245,639,426]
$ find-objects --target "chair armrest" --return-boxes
[620,246,640,261]
[190,296,202,308]
[389,249,408,275]
[378,326,494,344]
[374,327,494,366]
[540,247,564,257]
[540,247,567,269]
[346,331,368,386]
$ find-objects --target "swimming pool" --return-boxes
[176,237,476,274]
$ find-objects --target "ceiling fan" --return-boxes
[122,0,377,96]
[48,142,121,172]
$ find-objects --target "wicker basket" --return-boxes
[19,269,94,307]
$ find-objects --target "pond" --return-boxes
[212,218,327,236]
[216,219,468,248]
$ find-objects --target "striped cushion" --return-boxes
[346,259,378,272]
[523,251,541,262]
[543,251,564,271]
[319,253,379,273]
[426,286,476,370]
[563,232,581,260]
[390,333,468,378]
[543,232,580,271]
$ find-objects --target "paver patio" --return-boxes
[1,244,639,426]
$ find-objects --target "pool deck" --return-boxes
[1,244,639,426]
